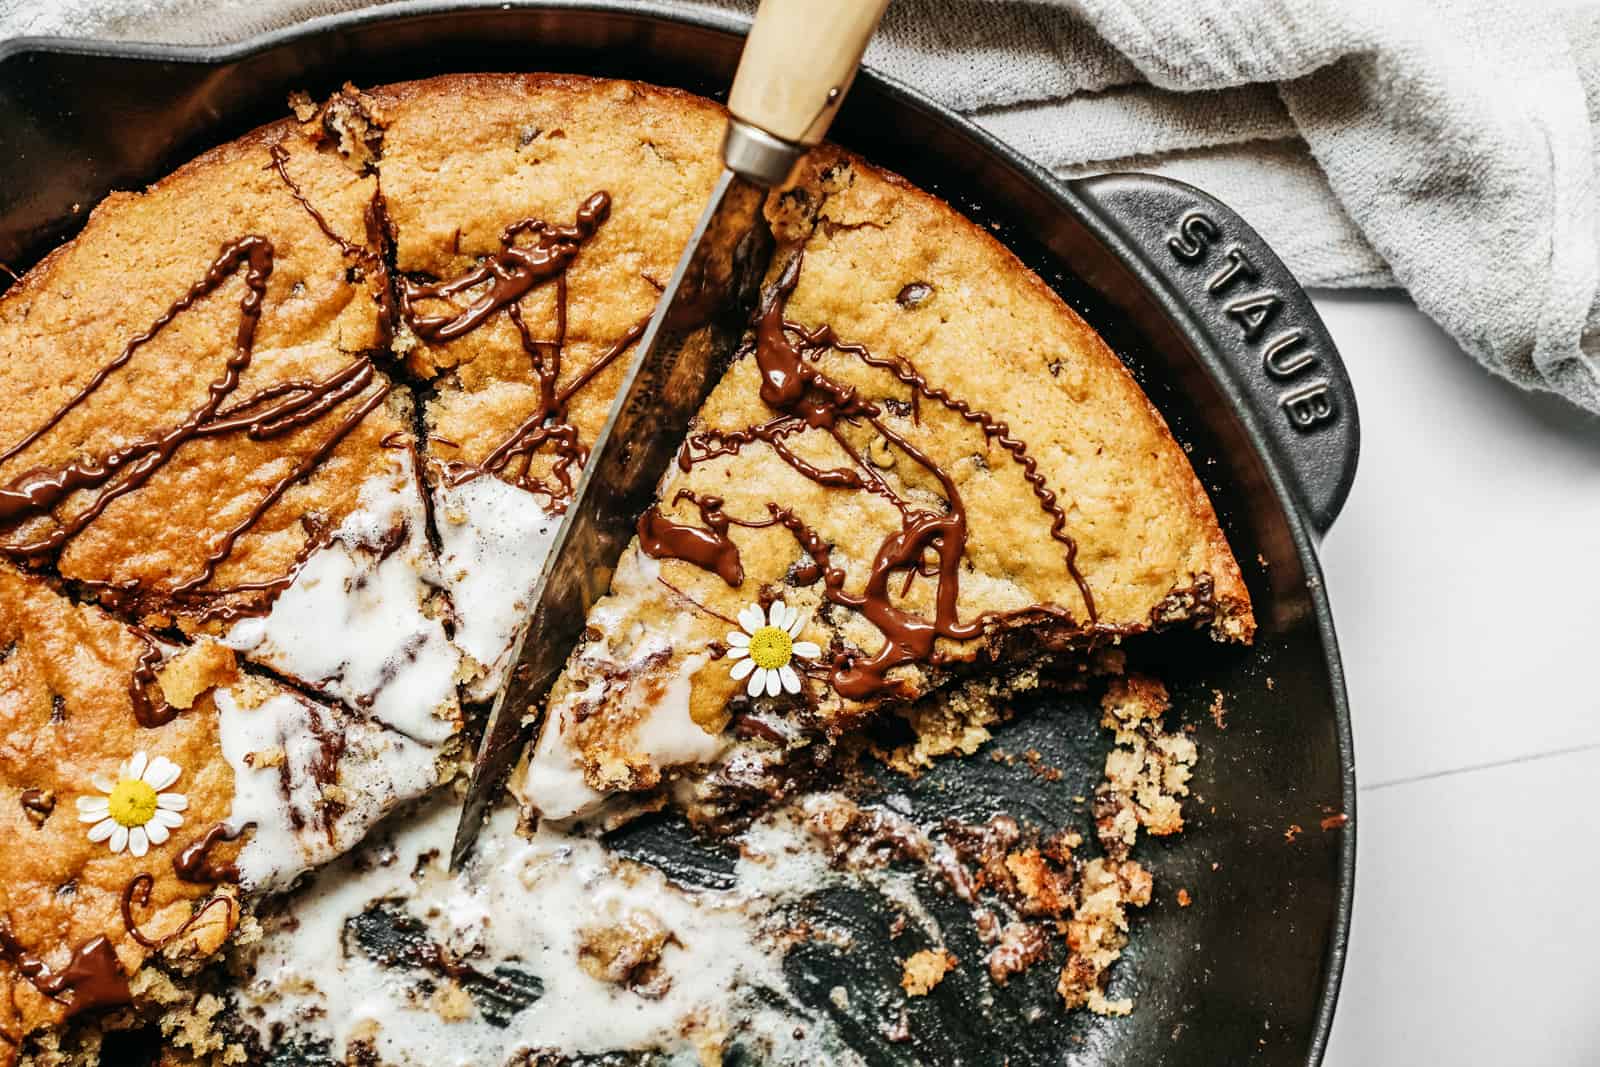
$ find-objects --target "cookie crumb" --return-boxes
[901,948,957,996]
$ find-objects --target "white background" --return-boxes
[1309,292,1600,1066]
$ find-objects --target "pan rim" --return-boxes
[0,4,1357,1062]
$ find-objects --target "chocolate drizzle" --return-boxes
[0,926,130,1019]
[127,626,177,728]
[0,226,390,622]
[120,873,236,952]
[663,254,1097,700]
[174,822,243,884]
[397,191,648,511]
[0,147,413,724]
[638,491,744,586]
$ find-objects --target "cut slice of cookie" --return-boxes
[0,564,444,1054]
[366,74,726,699]
[516,148,1253,822]
[0,112,462,743]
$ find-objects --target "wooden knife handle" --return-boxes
[728,0,892,146]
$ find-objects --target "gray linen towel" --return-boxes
[4,0,1598,412]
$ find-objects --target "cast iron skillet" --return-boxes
[0,4,1359,1064]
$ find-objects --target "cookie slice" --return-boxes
[0,113,461,743]
[366,74,726,699]
[0,564,443,1057]
[517,149,1252,822]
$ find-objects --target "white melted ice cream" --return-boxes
[215,688,440,893]
[431,474,563,702]
[232,795,877,1067]
[222,454,459,744]
[516,548,728,822]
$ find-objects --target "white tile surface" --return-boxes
[1312,292,1600,789]
[1325,746,1600,1066]
[1308,292,1600,1066]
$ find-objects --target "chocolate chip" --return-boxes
[20,788,54,825]
[896,282,934,308]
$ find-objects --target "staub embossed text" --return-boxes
[1166,210,1337,433]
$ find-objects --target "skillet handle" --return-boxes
[1069,172,1359,538]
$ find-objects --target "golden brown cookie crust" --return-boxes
[0,117,404,623]
[0,566,238,1041]
[367,74,726,504]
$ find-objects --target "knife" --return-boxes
[450,0,892,869]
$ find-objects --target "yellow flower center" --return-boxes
[107,778,158,828]
[747,625,793,670]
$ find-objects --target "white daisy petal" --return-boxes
[128,826,149,858]
[151,808,184,829]
[747,667,767,698]
[787,612,805,637]
[143,756,180,790]
[109,825,129,853]
[729,657,756,680]
[127,751,148,782]
[779,664,801,694]
[768,600,787,628]
[738,604,765,634]
[765,667,782,697]
[728,646,750,660]
[144,820,170,845]
[76,796,109,815]
[792,641,822,660]
[88,818,117,842]
[92,773,114,794]
[156,792,188,811]
[79,809,109,824]
[727,631,750,648]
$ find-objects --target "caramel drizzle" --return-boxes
[395,192,648,511]
[0,924,129,1019]
[645,255,1096,700]
[120,873,236,951]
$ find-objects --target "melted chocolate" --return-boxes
[18,788,53,822]
[0,926,130,1018]
[666,254,1098,700]
[174,822,243,884]
[0,215,392,637]
[0,236,274,545]
[127,627,177,728]
[118,874,163,949]
[121,872,235,952]
[637,492,744,586]
[270,144,395,346]
[400,192,608,344]
[392,192,652,511]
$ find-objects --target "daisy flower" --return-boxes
[727,599,821,697]
[76,751,187,858]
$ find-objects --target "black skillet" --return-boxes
[0,4,1359,1064]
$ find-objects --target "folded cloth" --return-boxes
[3,0,1597,412]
